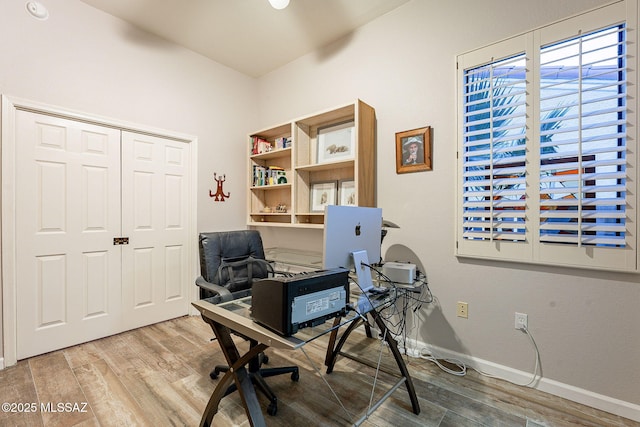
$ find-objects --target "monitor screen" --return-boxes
[322,205,382,271]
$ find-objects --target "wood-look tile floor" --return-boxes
[0,315,637,427]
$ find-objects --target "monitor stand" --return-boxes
[351,250,372,292]
[351,250,387,294]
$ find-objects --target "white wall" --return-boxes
[256,0,640,417]
[0,0,255,357]
[0,0,254,233]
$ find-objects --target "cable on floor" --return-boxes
[417,324,541,387]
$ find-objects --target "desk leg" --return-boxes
[324,317,341,367]
[200,316,269,427]
[323,312,420,416]
[325,317,363,373]
[370,310,421,415]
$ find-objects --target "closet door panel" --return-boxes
[15,111,122,359]
[121,131,191,329]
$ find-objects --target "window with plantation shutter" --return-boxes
[456,0,637,271]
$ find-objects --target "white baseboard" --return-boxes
[399,338,640,423]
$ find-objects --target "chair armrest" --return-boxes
[195,276,233,303]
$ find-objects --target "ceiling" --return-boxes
[80,0,410,78]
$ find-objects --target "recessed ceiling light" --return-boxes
[26,1,49,20]
[268,0,290,10]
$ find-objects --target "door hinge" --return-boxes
[114,237,129,245]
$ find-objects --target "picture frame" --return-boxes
[317,121,355,164]
[395,126,432,174]
[338,180,356,206]
[310,181,337,212]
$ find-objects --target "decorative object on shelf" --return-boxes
[271,167,287,185]
[395,126,432,174]
[275,203,288,213]
[338,180,356,206]
[317,121,355,164]
[210,172,230,201]
[310,181,337,212]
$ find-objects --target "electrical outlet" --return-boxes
[457,302,468,318]
[515,312,528,330]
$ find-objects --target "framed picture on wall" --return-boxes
[338,180,356,206]
[310,181,337,212]
[395,126,432,174]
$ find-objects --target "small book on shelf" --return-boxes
[274,137,291,150]
[251,136,272,155]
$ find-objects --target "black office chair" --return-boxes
[196,230,299,416]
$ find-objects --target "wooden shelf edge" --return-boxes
[295,159,354,172]
[247,221,324,229]
[250,147,292,160]
[250,183,292,190]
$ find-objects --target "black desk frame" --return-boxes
[193,294,421,427]
[199,318,268,427]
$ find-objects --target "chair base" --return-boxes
[210,353,299,416]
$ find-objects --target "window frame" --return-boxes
[455,0,637,272]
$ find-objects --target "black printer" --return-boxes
[251,268,349,336]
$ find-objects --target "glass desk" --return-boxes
[263,247,323,272]
[192,289,420,427]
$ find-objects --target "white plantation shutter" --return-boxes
[456,1,637,271]
[462,54,527,242]
[538,25,627,247]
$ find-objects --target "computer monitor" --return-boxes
[322,205,382,292]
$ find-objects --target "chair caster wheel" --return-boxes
[291,370,300,382]
[267,403,277,416]
[209,371,218,380]
[262,355,269,364]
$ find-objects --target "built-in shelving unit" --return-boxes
[248,99,376,228]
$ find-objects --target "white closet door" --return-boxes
[121,131,191,329]
[15,111,122,359]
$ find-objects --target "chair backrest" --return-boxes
[199,230,270,293]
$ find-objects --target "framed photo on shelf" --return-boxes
[396,126,432,174]
[317,121,355,164]
[338,180,356,206]
[310,181,337,212]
